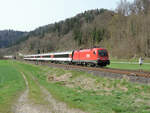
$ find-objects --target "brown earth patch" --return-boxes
[47,73,72,82]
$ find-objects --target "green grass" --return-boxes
[13,62,49,105]
[110,57,150,63]
[0,60,25,113]
[13,61,150,113]
[107,62,150,71]
[1,60,150,113]
[39,69,150,113]
[108,58,150,71]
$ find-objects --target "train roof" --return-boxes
[75,48,107,52]
[24,51,73,57]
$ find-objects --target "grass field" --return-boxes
[107,62,150,71]
[1,60,150,113]
[107,58,150,71]
[0,60,25,113]
[110,58,150,63]
[14,61,150,113]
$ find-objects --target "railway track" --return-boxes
[39,62,150,78]
[23,60,150,84]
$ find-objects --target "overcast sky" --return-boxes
[0,0,134,31]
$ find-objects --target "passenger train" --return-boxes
[24,48,110,66]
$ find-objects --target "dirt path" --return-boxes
[12,72,86,113]
[31,74,86,113]
[12,73,52,113]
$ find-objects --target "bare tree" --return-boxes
[117,0,131,16]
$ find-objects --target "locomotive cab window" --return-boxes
[98,50,108,57]
[93,51,96,55]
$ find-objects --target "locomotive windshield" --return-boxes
[98,50,108,57]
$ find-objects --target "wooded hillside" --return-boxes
[1,0,150,58]
[0,30,27,48]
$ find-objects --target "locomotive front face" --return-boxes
[97,49,110,66]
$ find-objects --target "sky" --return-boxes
[0,0,134,31]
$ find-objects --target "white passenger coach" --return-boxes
[24,51,73,62]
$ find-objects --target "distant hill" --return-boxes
[0,30,27,48]
[7,9,114,54]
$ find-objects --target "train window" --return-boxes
[54,54,69,58]
[98,50,108,57]
[42,56,50,58]
[93,51,96,55]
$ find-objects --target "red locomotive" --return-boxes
[24,48,110,67]
[73,48,110,66]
